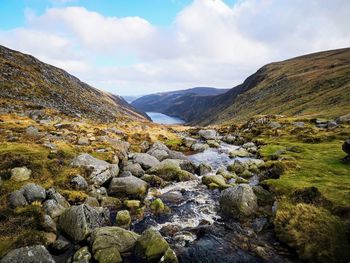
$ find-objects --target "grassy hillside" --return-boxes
[157,48,350,125]
[0,45,149,122]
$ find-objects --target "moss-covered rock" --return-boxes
[134,228,170,262]
[150,198,169,214]
[94,247,122,263]
[116,210,131,229]
[148,160,195,182]
[160,248,178,263]
[202,174,227,189]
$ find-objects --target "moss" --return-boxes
[275,201,349,263]
[61,190,88,203]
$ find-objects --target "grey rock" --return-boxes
[8,190,28,208]
[77,137,89,145]
[268,122,281,129]
[42,215,57,232]
[0,245,55,263]
[120,171,133,177]
[22,183,46,203]
[71,153,119,186]
[58,204,110,242]
[182,137,196,148]
[168,150,187,160]
[73,246,91,263]
[25,126,42,138]
[133,153,160,170]
[43,199,66,218]
[160,191,183,204]
[149,149,169,161]
[70,175,88,190]
[108,176,148,199]
[46,188,70,208]
[198,129,217,140]
[292,122,305,127]
[191,143,209,152]
[51,239,70,253]
[220,184,258,218]
[84,196,100,207]
[337,114,350,124]
[123,162,145,177]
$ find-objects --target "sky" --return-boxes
[0,0,349,96]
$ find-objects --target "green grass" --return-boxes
[260,139,350,208]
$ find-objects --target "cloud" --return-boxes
[0,0,349,95]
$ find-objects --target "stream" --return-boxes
[131,142,296,263]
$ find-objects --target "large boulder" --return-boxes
[220,184,258,219]
[71,153,119,186]
[134,228,170,262]
[148,160,196,182]
[191,143,209,152]
[133,153,160,170]
[202,174,228,189]
[10,167,31,182]
[58,204,110,241]
[43,199,66,218]
[91,226,139,260]
[182,137,197,148]
[147,142,170,161]
[22,183,46,203]
[198,129,217,140]
[108,176,148,199]
[198,163,212,176]
[0,245,55,263]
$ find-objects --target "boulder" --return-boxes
[108,176,148,199]
[198,130,217,140]
[84,196,100,207]
[268,122,281,129]
[150,198,167,214]
[141,174,165,187]
[58,204,110,241]
[160,248,179,263]
[42,215,57,232]
[160,191,183,204]
[134,228,170,262]
[133,153,160,170]
[123,162,145,178]
[148,160,196,182]
[191,143,209,152]
[198,163,212,176]
[8,190,28,208]
[116,210,131,229]
[202,174,228,189]
[25,126,42,138]
[43,199,66,218]
[50,239,70,254]
[149,149,169,161]
[72,246,91,263]
[168,150,187,160]
[0,245,55,263]
[71,153,119,186]
[292,122,305,128]
[10,167,31,182]
[77,137,90,145]
[147,142,170,161]
[229,148,251,158]
[70,175,88,190]
[90,227,139,257]
[182,137,196,148]
[46,188,70,208]
[22,183,46,203]
[220,184,258,219]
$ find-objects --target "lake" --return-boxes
[146,112,185,125]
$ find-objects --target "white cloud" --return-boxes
[0,0,349,95]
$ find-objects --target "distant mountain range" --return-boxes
[0,45,149,122]
[131,87,229,116]
[132,48,350,125]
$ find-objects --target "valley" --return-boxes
[0,45,349,263]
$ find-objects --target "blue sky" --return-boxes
[0,0,349,96]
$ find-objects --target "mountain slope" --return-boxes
[131,87,229,115]
[150,48,350,125]
[0,45,150,122]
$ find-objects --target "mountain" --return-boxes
[131,87,229,116]
[0,45,150,122]
[122,95,142,103]
[149,48,350,125]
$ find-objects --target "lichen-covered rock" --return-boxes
[43,199,66,218]
[229,148,251,158]
[22,183,46,203]
[0,245,55,263]
[42,215,57,232]
[10,167,31,182]
[46,188,70,208]
[71,153,119,186]
[72,246,91,263]
[182,137,197,148]
[116,210,131,229]
[70,175,88,190]
[58,204,110,241]
[150,198,167,214]
[191,143,209,152]
[141,174,165,187]
[220,184,258,219]
[160,248,179,263]
[90,227,139,257]
[134,228,170,262]
[84,196,100,207]
[108,176,148,199]
[132,153,160,170]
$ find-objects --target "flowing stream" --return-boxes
[132,143,295,263]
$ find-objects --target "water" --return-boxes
[146,112,185,125]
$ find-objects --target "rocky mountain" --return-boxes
[139,48,350,125]
[0,45,150,122]
[131,87,229,115]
